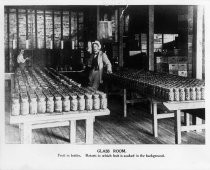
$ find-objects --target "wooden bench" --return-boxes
[10,109,110,144]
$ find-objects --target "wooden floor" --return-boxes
[5,90,205,144]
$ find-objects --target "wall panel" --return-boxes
[54,11,61,49]
[37,10,44,49]
[18,9,26,49]
[5,6,86,70]
[28,9,36,49]
[71,11,77,49]
[63,11,69,39]
[9,9,17,49]
[45,10,53,49]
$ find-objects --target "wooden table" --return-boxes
[150,98,205,144]
[6,72,110,144]
[10,109,110,144]
[122,88,205,144]
[104,75,205,144]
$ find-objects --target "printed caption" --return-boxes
[57,149,165,159]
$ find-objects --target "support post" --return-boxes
[150,101,153,115]
[175,110,181,144]
[115,8,118,42]
[119,7,124,67]
[20,123,32,144]
[86,117,94,144]
[70,120,76,144]
[184,112,190,132]
[123,89,127,117]
[148,5,154,71]
[152,102,158,137]
[196,117,203,132]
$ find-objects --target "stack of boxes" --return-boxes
[168,55,188,77]
[155,6,194,78]
[155,53,188,77]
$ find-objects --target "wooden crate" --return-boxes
[169,64,178,71]
[178,71,188,77]
[156,56,163,63]
[178,56,187,63]
[178,64,187,71]
[168,56,178,64]
[169,70,178,75]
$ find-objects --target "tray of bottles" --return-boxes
[11,67,108,116]
[104,69,205,102]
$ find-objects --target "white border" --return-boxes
[1,0,210,170]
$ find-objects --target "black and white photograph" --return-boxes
[1,1,210,170]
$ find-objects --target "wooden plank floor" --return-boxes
[5,90,205,144]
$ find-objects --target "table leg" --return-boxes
[196,117,202,132]
[152,102,158,137]
[20,123,32,144]
[70,120,76,144]
[123,89,127,118]
[175,110,181,144]
[150,101,153,115]
[184,112,190,132]
[86,117,94,144]
[202,119,205,132]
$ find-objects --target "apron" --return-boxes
[19,62,25,70]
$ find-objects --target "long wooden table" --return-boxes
[6,72,110,144]
[122,88,205,144]
[149,98,205,144]
[10,109,110,144]
[104,72,205,144]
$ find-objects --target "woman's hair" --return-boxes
[19,49,24,53]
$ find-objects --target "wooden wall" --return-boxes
[177,6,194,78]
[4,6,95,72]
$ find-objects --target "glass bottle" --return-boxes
[70,94,78,111]
[38,96,46,113]
[12,98,20,116]
[55,96,62,112]
[196,87,201,100]
[85,93,93,111]
[174,88,179,101]
[201,86,205,100]
[29,97,37,114]
[190,87,196,100]
[185,87,190,101]
[100,93,107,109]
[63,96,70,112]
[46,96,54,113]
[166,88,174,101]
[78,94,85,111]
[93,94,100,110]
[20,98,29,115]
[179,87,185,101]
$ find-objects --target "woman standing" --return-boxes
[17,49,29,70]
